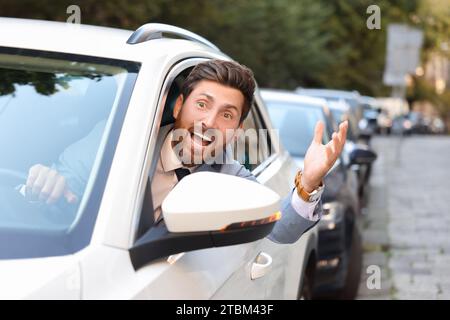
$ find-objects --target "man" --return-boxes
[25,59,348,243]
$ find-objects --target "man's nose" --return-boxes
[202,111,217,128]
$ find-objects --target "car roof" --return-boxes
[361,95,376,103]
[327,99,351,112]
[260,88,328,109]
[296,88,361,100]
[0,18,220,62]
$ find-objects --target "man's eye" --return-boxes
[224,112,233,120]
[196,102,206,108]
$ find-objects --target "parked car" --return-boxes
[391,112,440,135]
[408,111,431,134]
[0,18,318,299]
[296,88,365,126]
[391,114,411,135]
[299,90,377,147]
[407,112,447,135]
[377,109,393,135]
[327,100,377,204]
[261,89,376,299]
[430,117,447,134]
[360,96,382,135]
[360,96,392,135]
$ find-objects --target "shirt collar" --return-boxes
[160,130,184,173]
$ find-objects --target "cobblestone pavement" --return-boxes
[357,135,450,300]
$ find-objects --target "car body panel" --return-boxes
[0,255,80,299]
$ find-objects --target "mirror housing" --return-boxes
[130,172,281,270]
[349,145,377,166]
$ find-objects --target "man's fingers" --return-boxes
[39,169,59,201]
[337,121,348,153]
[25,164,75,205]
[26,164,42,195]
[328,121,348,155]
[313,121,324,144]
[338,121,348,140]
[64,189,78,204]
[332,132,340,144]
[327,138,337,156]
[325,130,342,164]
[324,143,335,166]
[31,166,50,197]
[46,175,66,205]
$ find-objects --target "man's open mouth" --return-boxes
[191,131,214,147]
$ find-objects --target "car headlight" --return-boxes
[319,202,345,230]
[358,118,368,130]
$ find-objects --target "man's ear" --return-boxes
[173,94,184,119]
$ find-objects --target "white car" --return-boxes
[0,18,318,299]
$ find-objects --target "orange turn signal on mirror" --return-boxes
[220,211,282,231]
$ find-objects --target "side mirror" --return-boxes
[129,172,281,270]
[349,145,377,166]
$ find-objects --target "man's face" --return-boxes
[172,80,245,165]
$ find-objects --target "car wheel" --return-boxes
[299,274,313,300]
[298,259,315,300]
[339,227,362,299]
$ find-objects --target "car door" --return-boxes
[215,94,306,299]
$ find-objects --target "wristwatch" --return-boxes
[294,170,324,203]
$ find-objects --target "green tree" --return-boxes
[1,0,446,98]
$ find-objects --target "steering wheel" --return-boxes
[0,168,27,187]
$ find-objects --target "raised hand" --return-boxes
[301,120,348,192]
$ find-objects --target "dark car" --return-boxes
[408,111,434,134]
[327,100,378,205]
[391,114,411,135]
[394,111,442,135]
[296,88,365,127]
[261,89,376,299]
[360,95,391,135]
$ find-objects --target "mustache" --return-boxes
[187,123,216,135]
[186,123,220,142]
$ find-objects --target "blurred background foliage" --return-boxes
[1,0,448,101]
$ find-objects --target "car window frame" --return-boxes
[239,103,272,172]
[130,62,279,244]
[129,57,210,244]
[246,98,277,177]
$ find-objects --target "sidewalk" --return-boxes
[357,135,450,300]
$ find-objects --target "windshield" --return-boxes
[0,47,139,259]
[266,100,325,158]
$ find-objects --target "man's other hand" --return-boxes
[26,164,78,205]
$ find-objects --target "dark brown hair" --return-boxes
[181,59,256,122]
